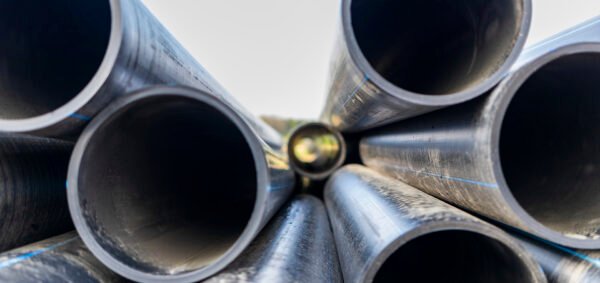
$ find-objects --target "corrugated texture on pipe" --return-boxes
[0,134,73,252]
[320,0,531,132]
[0,232,125,282]
[68,86,295,282]
[206,195,342,283]
[0,0,229,139]
[325,165,546,283]
[361,40,600,249]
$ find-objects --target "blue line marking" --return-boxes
[65,180,69,190]
[69,113,92,121]
[388,165,498,189]
[340,74,369,108]
[0,237,78,270]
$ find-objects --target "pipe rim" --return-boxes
[490,42,600,249]
[0,0,123,133]
[287,122,347,180]
[67,86,271,282]
[340,0,532,106]
[363,221,546,283]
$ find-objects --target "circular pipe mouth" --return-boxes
[288,123,346,180]
[68,88,268,282]
[498,51,600,245]
[372,229,539,283]
[344,0,529,100]
[0,0,119,132]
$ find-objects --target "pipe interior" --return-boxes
[0,0,111,119]
[500,53,600,240]
[351,0,523,95]
[289,125,343,176]
[78,96,257,274]
[374,231,533,283]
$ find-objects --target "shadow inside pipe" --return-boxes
[78,96,257,274]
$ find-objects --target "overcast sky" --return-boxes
[142,0,600,119]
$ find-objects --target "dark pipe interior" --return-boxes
[78,96,257,274]
[501,53,600,240]
[0,0,111,119]
[351,0,523,95]
[374,231,533,283]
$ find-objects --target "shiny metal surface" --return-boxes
[287,123,346,180]
[515,234,600,283]
[68,86,295,282]
[360,40,600,249]
[320,0,531,132]
[0,134,73,252]
[325,165,546,283]
[0,0,227,139]
[205,195,342,283]
[0,232,125,283]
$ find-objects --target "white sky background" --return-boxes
[142,0,600,119]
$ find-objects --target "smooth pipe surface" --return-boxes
[287,123,346,180]
[320,0,531,132]
[515,234,600,283]
[0,134,73,252]
[68,86,295,282]
[0,0,227,138]
[205,195,342,283]
[360,39,600,249]
[325,165,546,283]
[0,232,125,283]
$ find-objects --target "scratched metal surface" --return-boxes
[515,234,600,283]
[205,196,342,283]
[68,86,295,283]
[0,0,236,140]
[325,165,546,283]
[0,232,126,283]
[0,134,73,252]
[360,24,600,248]
[320,0,531,132]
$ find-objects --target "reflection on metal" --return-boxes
[0,232,125,282]
[515,234,600,283]
[206,196,342,283]
[68,86,295,282]
[0,134,73,252]
[288,123,346,180]
[360,39,600,249]
[325,165,546,283]
[320,0,531,132]
[0,0,228,139]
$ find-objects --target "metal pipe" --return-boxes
[360,38,600,249]
[325,165,546,283]
[0,134,73,252]
[514,234,600,283]
[205,195,342,283]
[287,123,346,180]
[320,0,531,132]
[0,232,125,282]
[0,0,228,139]
[67,86,295,282]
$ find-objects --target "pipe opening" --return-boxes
[500,53,600,240]
[78,96,257,274]
[288,124,344,179]
[350,0,523,95]
[374,231,533,282]
[0,0,111,119]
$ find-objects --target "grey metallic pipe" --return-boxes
[514,234,600,283]
[361,38,600,249]
[0,134,73,252]
[320,0,531,132]
[68,86,295,282]
[325,165,546,283]
[0,0,226,139]
[0,232,125,282]
[205,195,342,283]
